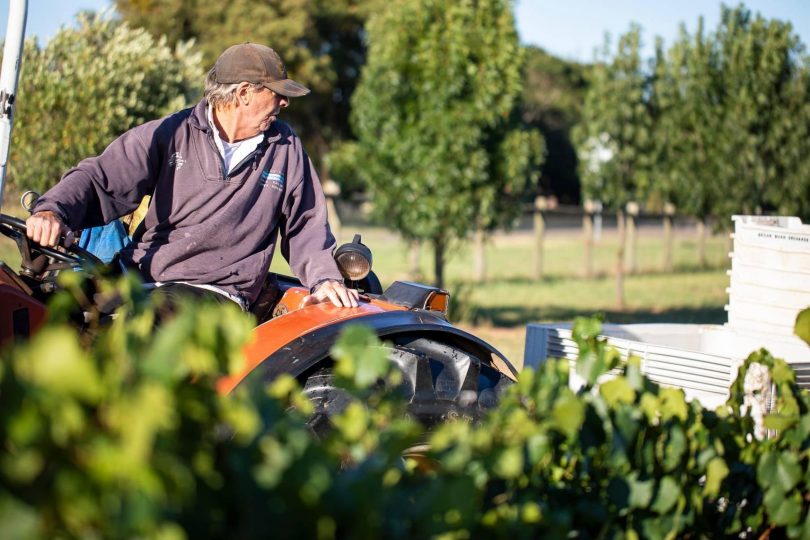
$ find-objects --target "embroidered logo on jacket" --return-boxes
[260,170,285,192]
[168,152,186,170]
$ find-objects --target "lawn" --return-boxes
[1,218,730,366]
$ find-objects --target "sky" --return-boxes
[2,0,810,63]
[514,0,810,62]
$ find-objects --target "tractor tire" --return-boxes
[301,335,513,436]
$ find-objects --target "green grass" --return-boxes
[306,226,730,322]
[314,226,731,365]
[1,222,731,366]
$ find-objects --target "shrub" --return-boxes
[1,274,808,538]
[6,12,203,193]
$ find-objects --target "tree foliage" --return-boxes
[7,13,202,193]
[575,4,810,222]
[341,0,544,286]
[653,6,810,221]
[115,0,371,166]
[1,273,809,538]
[650,22,721,218]
[707,5,810,218]
[521,46,589,204]
[573,25,655,209]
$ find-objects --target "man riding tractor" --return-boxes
[25,42,359,314]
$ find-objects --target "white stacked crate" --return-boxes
[524,215,810,407]
[524,323,739,408]
[726,215,810,339]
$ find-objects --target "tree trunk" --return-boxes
[533,205,546,280]
[473,228,486,283]
[409,240,422,281]
[433,236,445,289]
[697,217,707,269]
[583,210,594,279]
[616,209,626,310]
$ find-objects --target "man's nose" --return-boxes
[280,96,289,109]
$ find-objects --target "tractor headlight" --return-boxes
[335,234,372,281]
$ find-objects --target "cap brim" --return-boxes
[266,79,310,97]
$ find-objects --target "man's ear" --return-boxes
[236,82,252,105]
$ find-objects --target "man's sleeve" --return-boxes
[31,123,159,230]
[280,153,343,290]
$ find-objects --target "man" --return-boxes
[26,42,358,310]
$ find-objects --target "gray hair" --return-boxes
[204,67,264,108]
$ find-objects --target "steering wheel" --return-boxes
[0,213,102,280]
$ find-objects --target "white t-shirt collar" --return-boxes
[207,104,265,174]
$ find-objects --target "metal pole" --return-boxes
[0,0,29,211]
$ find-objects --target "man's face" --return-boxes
[247,86,289,133]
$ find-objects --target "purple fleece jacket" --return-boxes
[33,99,343,305]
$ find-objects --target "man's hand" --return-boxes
[301,279,360,308]
[25,211,74,248]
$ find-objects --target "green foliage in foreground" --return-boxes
[1,276,809,539]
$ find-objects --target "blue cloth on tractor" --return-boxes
[78,220,130,264]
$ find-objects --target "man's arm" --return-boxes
[280,152,358,308]
[27,121,161,247]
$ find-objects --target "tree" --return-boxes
[573,26,654,307]
[653,5,810,228]
[652,21,720,221]
[344,0,543,288]
[648,4,810,270]
[709,5,810,220]
[521,46,589,204]
[7,13,202,193]
[650,21,724,266]
[115,0,371,173]
[574,26,655,212]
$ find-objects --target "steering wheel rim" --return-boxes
[0,213,103,269]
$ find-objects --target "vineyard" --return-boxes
[1,276,808,539]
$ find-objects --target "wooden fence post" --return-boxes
[473,228,486,283]
[323,179,341,244]
[615,209,626,310]
[697,217,707,269]
[582,199,601,279]
[663,202,675,272]
[533,195,557,280]
[583,200,594,279]
[625,201,639,274]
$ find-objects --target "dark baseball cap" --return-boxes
[213,42,310,97]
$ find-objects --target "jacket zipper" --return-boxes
[206,133,228,179]
[208,132,268,179]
